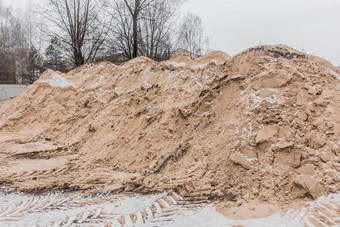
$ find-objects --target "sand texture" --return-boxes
[0,45,339,213]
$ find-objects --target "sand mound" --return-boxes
[194,51,231,65]
[0,45,339,206]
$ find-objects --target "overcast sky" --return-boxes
[5,0,340,65]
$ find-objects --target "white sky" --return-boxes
[4,0,340,65]
[3,0,30,10]
[181,0,340,65]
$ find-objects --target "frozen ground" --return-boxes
[0,188,339,226]
[0,85,26,100]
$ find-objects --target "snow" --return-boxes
[261,56,278,63]
[328,68,340,80]
[193,63,207,70]
[1,188,339,226]
[297,71,305,79]
[167,71,175,80]
[0,189,165,226]
[240,123,253,141]
[40,70,74,88]
[250,90,281,107]
[194,78,204,89]
[210,60,218,65]
[165,61,186,68]
[141,66,153,89]
[168,205,301,227]
[97,64,106,69]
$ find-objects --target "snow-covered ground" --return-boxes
[0,188,339,226]
[0,85,26,100]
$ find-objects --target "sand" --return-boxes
[0,45,339,221]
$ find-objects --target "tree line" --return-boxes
[0,0,209,84]
[0,1,44,84]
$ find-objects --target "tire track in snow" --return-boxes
[0,188,339,226]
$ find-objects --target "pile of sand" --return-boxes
[0,45,339,207]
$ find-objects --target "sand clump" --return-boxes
[0,45,339,208]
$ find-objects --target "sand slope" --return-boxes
[0,45,339,209]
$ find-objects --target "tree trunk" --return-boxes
[74,46,85,66]
[132,0,140,58]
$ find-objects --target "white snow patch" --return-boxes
[297,71,305,79]
[167,71,176,80]
[261,56,278,63]
[1,187,339,227]
[193,63,207,70]
[326,105,335,114]
[210,59,218,65]
[328,68,340,80]
[40,70,74,88]
[250,90,283,107]
[169,205,301,227]
[165,61,186,68]
[97,64,106,69]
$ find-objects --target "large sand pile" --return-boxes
[0,45,339,207]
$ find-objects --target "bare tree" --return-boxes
[0,5,20,51]
[0,3,22,83]
[39,0,108,66]
[123,0,156,58]
[107,0,155,59]
[177,13,209,58]
[106,0,133,59]
[18,7,45,51]
[107,0,184,60]
[0,3,47,84]
[139,0,182,60]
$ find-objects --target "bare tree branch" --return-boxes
[39,0,108,66]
